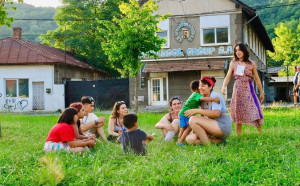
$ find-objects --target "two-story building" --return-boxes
[130,0,274,108]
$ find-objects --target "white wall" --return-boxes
[0,65,65,112]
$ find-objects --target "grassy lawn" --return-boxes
[0,107,299,185]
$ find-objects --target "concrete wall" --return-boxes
[0,65,65,112]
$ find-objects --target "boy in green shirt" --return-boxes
[177,80,219,146]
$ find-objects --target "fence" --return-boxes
[65,78,129,109]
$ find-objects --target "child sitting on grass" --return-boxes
[44,107,96,153]
[118,114,153,155]
[177,80,219,146]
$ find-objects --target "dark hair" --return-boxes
[81,96,94,105]
[200,76,216,91]
[57,107,78,125]
[233,42,251,64]
[123,114,137,129]
[111,101,126,118]
[69,102,83,112]
[169,97,181,106]
[190,80,199,91]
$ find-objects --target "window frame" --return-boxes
[156,30,169,48]
[5,78,29,98]
[202,27,230,45]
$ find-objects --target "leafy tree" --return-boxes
[101,0,169,113]
[0,0,22,27]
[269,23,300,76]
[40,0,127,77]
[269,23,299,65]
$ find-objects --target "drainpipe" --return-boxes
[242,12,258,43]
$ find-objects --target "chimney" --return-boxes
[13,27,22,39]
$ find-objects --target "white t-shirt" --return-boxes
[82,113,98,134]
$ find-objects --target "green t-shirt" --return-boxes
[179,92,202,116]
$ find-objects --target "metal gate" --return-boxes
[32,82,45,110]
[65,78,129,109]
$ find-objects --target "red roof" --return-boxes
[0,37,98,70]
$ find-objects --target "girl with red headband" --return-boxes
[221,42,264,135]
[184,76,232,145]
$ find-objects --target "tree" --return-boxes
[269,23,300,70]
[100,0,169,113]
[40,0,127,77]
[0,0,22,27]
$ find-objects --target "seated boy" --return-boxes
[177,80,219,146]
[118,114,153,155]
[81,96,107,142]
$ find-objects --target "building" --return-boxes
[130,0,274,108]
[0,27,109,112]
[265,66,294,102]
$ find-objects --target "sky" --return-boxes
[22,0,62,8]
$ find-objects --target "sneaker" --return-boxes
[164,131,175,141]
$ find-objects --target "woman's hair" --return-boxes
[169,97,181,106]
[81,96,94,105]
[200,76,216,92]
[57,107,78,125]
[111,101,126,118]
[233,42,251,64]
[69,102,83,112]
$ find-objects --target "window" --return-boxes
[203,27,228,44]
[19,79,29,98]
[5,79,29,98]
[6,80,17,97]
[157,19,169,48]
[157,31,168,47]
[200,15,230,45]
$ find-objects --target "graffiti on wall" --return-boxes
[3,98,28,110]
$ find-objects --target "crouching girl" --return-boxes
[44,107,96,153]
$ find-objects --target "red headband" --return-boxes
[202,76,215,88]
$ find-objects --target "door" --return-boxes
[150,77,168,105]
[32,82,45,110]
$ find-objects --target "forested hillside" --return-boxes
[0,3,57,42]
[242,0,299,38]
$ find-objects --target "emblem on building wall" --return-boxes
[174,22,195,43]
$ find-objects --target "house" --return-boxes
[265,66,294,102]
[0,27,109,112]
[130,0,274,108]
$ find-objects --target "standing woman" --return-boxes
[155,97,181,141]
[107,101,128,141]
[221,42,264,135]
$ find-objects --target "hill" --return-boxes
[0,3,57,42]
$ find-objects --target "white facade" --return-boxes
[0,65,65,112]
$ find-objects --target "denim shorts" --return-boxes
[215,114,232,138]
[179,115,189,128]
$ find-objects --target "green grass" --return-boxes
[0,107,299,185]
